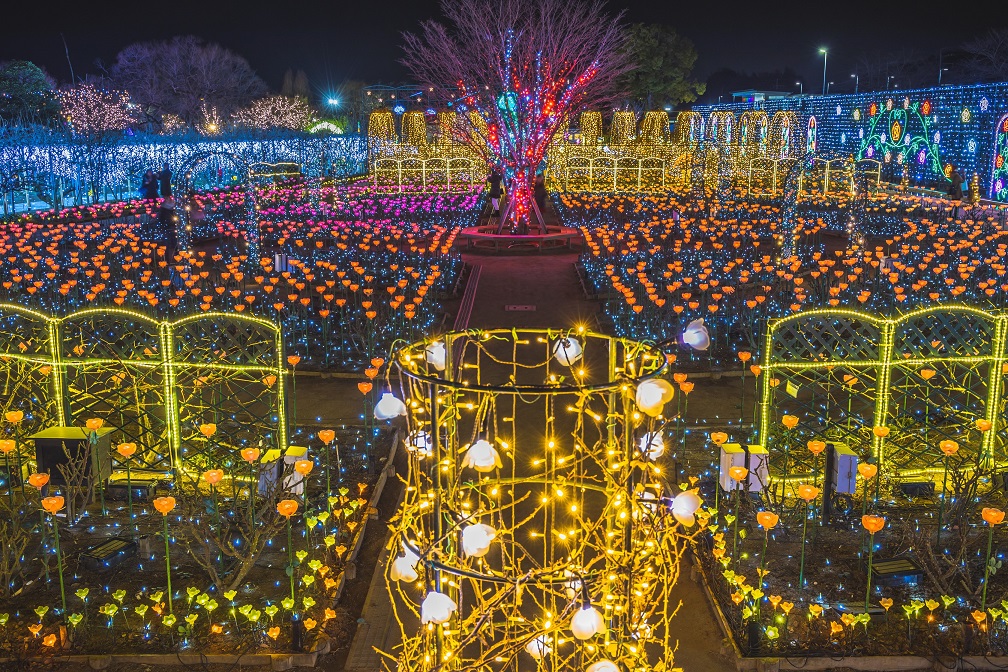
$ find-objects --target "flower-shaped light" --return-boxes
[570,604,606,639]
[670,490,702,526]
[420,590,457,624]
[634,378,674,417]
[638,431,664,460]
[461,523,496,558]
[524,634,551,659]
[461,439,502,472]
[680,318,710,351]
[425,341,446,371]
[153,496,176,515]
[390,546,421,582]
[374,393,407,420]
[553,337,583,366]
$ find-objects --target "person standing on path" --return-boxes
[159,162,173,198]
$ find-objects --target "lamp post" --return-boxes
[827,81,834,95]
[887,75,895,90]
[795,81,803,95]
[851,73,859,94]
[819,48,828,96]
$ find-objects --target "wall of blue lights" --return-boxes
[693,82,1008,200]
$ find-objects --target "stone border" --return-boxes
[692,549,1008,671]
[1,428,404,671]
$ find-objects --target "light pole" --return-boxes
[819,48,828,96]
[796,81,803,95]
[939,67,948,85]
[887,75,895,90]
[851,73,859,94]
[827,81,834,95]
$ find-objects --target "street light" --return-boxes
[939,67,949,85]
[327,97,339,107]
[827,81,834,95]
[819,48,828,96]
[887,75,895,90]
[851,73,859,94]
[796,81,803,95]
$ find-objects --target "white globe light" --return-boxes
[425,341,446,371]
[638,431,664,460]
[570,605,606,639]
[420,591,457,624]
[671,490,702,526]
[680,318,711,351]
[374,392,407,420]
[635,378,674,417]
[586,661,620,672]
[408,429,432,455]
[552,337,583,366]
[461,439,502,472]
[461,522,497,557]
[525,634,552,659]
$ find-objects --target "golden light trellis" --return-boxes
[384,327,702,672]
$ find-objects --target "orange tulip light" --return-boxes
[4,410,23,423]
[294,459,313,476]
[710,432,728,446]
[749,364,762,377]
[358,381,373,395]
[977,419,993,432]
[727,465,748,483]
[199,423,217,438]
[919,368,936,380]
[154,496,177,613]
[153,496,176,515]
[983,508,1006,526]
[318,429,336,444]
[872,426,890,438]
[241,448,261,463]
[85,418,104,432]
[738,351,752,363]
[807,440,826,455]
[756,511,779,529]
[862,515,885,610]
[797,484,820,502]
[28,472,49,490]
[938,440,959,456]
[0,439,14,454]
[42,495,64,514]
[116,442,137,459]
[202,469,224,485]
[781,415,799,430]
[277,499,299,518]
[287,355,301,367]
[857,463,878,479]
[983,508,1006,609]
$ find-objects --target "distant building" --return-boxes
[731,90,794,104]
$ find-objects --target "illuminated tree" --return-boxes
[59,83,135,137]
[232,95,317,132]
[403,0,631,231]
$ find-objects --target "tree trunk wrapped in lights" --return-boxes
[402,0,631,232]
[386,328,703,671]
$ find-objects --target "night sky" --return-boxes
[3,0,1007,99]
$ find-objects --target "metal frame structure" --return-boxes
[0,304,287,475]
[756,305,1007,486]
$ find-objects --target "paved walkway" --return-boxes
[342,224,729,671]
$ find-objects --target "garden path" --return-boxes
[341,239,730,671]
